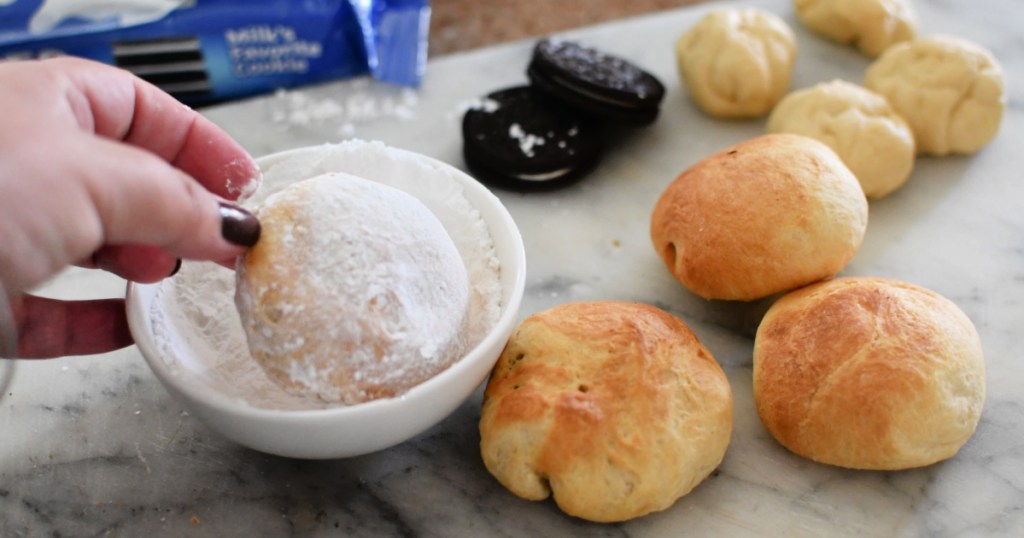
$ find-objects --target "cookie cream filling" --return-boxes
[514,167,575,181]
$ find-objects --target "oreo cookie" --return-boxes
[527,38,666,126]
[462,86,602,191]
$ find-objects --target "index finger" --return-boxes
[54,57,261,200]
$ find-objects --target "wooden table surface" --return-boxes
[428,0,710,56]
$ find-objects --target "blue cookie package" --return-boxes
[0,0,430,105]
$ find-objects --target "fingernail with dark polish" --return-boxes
[169,258,182,277]
[219,202,261,247]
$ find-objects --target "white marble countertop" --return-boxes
[2,0,1022,535]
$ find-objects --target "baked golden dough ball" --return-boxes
[479,302,732,523]
[650,134,868,301]
[235,173,470,405]
[675,8,797,118]
[794,0,917,57]
[767,79,915,198]
[865,35,1005,155]
[753,277,985,470]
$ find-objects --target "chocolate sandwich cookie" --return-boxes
[528,39,666,126]
[462,86,603,191]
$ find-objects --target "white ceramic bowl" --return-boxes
[126,142,526,459]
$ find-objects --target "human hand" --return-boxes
[0,57,261,358]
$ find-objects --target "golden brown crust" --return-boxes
[753,277,986,470]
[479,302,733,522]
[650,133,868,301]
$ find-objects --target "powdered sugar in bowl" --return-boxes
[126,141,526,459]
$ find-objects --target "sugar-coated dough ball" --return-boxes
[767,79,915,198]
[865,35,1005,155]
[651,134,868,301]
[794,0,916,57]
[754,277,985,470]
[480,302,732,522]
[235,173,471,405]
[675,8,797,118]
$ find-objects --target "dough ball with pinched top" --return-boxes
[865,35,1005,155]
[675,8,797,118]
[767,79,915,198]
[479,301,732,522]
[794,0,917,57]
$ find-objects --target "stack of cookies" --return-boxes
[462,39,665,191]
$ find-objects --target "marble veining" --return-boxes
[3,0,1023,535]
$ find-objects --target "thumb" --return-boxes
[76,135,261,260]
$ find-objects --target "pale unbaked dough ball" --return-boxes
[675,8,797,118]
[480,302,732,522]
[794,0,916,57]
[767,79,915,198]
[235,173,471,405]
[865,35,1005,155]
[754,277,985,470]
[651,134,868,301]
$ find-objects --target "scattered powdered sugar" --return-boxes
[446,97,501,125]
[508,123,545,157]
[151,140,503,410]
[460,97,500,114]
[269,82,418,138]
[222,158,263,200]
